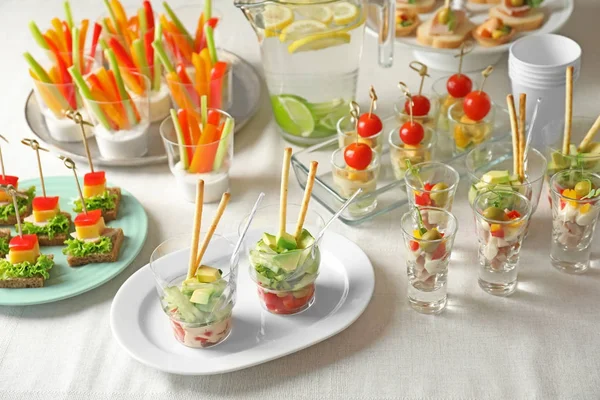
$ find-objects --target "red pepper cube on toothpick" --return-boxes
[83,171,106,198]
[8,234,40,264]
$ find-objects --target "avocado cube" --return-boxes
[190,287,214,305]
[276,232,297,250]
[482,170,510,185]
[273,250,303,272]
[195,265,222,283]
[296,229,315,249]
[262,233,277,247]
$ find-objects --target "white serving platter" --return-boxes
[110,229,374,375]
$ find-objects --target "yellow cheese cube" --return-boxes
[75,218,106,240]
[83,183,106,198]
[0,191,10,202]
[33,207,59,223]
[8,242,40,264]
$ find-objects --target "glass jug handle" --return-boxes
[372,0,395,68]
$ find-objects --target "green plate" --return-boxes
[0,176,148,306]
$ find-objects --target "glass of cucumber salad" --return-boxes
[240,204,324,315]
[150,233,237,348]
[466,142,547,216]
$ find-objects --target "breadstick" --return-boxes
[294,161,318,240]
[186,180,204,279]
[192,192,231,275]
[518,94,526,180]
[279,148,292,238]
[577,114,600,153]
[506,95,520,177]
[563,66,574,155]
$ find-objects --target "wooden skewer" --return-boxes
[192,192,231,276]
[506,95,520,177]
[563,66,574,155]
[0,135,8,179]
[186,180,204,279]
[294,161,318,240]
[518,94,526,181]
[578,114,600,152]
[278,148,292,238]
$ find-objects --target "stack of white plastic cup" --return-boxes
[509,34,582,148]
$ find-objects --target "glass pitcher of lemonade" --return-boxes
[235,0,395,145]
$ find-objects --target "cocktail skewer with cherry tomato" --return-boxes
[0,135,35,226]
[358,86,383,138]
[339,93,383,152]
[396,62,439,131]
[463,65,494,122]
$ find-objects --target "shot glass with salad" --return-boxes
[404,161,460,211]
[337,91,383,153]
[160,101,234,203]
[472,190,531,296]
[389,82,436,180]
[394,62,439,132]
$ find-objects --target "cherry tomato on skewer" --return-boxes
[357,113,383,138]
[344,142,373,170]
[463,90,491,122]
[404,95,431,117]
[399,121,424,145]
[446,74,472,98]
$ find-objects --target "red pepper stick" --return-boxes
[89,22,102,60]
[44,34,76,108]
[209,61,227,109]
[143,0,154,30]
[108,37,141,88]
[176,63,199,106]
[177,109,194,162]
[62,21,73,65]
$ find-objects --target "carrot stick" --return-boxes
[90,22,102,60]
[194,13,205,52]
[79,20,89,71]
[105,49,137,127]
[163,2,195,47]
[31,78,65,116]
[177,109,194,162]
[188,111,202,144]
[51,18,66,50]
[192,52,208,98]
[170,32,194,64]
[69,66,111,129]
[189,124,219,173]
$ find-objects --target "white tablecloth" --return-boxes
[1,1,599,399]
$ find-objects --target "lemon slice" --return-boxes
[279,20,328,42]
[296,5,333,24]
[263,5,294,37]
[331,2,358,26]
[288,32,351,53]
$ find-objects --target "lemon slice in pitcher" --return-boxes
[296,5,333,24]
[331,2,358,26]
[279,20,328,42]
[288,32,351,53]
[263,5,294,37]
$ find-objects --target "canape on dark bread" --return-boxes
[0,234,54,288]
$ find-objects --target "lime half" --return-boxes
[271,95,315,137]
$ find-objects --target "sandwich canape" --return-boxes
[0,186,54,289]
[20,139,72,246]
[473,17,516,47]
[489,0,545,31]
[0,136,35,226]
[0,229,10,258]
[60,157,124,267]
[396,10,421,37]
[417,1,475,49]
[397,0,437,14]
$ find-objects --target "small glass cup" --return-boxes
[466,142,548,216]
[84,74,151,159]
[388,126,436,180]
[543,117,600,181]
[401,207,458,314]
[331,147,380,216]
[239,204,325,315]
[160,108,233,203]
[31,54,98,142]
[119,66,171,123]
[404,162,460,211]
[549,170,600,274]
[448,101,496,155]
[166,59,233,111]
[336,115,383,153]
[150,233,237,348]
[162,4,226,67]
[473,190,532,296]
[393,92,440,132]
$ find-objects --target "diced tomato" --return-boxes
[204,331,213,337]
[74,209,103,226]
[415,192,431,206]
[0,175,18,187]
[506,210,521,220]
[490,229,505,238]
[194,336,208,342]
[171,321,185,342]
[282,295,296,310]
[424,182,434,191]
[431,242,446,260]
[9,234,39,251]
[84,171,106,186]
[206,17,219,29]
[409,240,419,252]
[32,196,59,211]
[262,291,279,306]
[481,29,492,38]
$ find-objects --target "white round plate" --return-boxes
[110,230,374,375]
[24,50,261,167]
[367,0,573,71]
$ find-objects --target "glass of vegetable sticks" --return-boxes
[160,106,234,203]
[26,52,98,143]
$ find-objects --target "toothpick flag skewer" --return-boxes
[21,139,50,197]
[368,86,377,118]
[0,135,8,178]
[1,185,28,237]
[66,110,95,172]
[409,61,429,96]
[60,156,87,214]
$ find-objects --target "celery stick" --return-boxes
[29,22,49,50]
[99,38,109,51]
[24,52,71,110]
[152,23,163,91]
[212,116,233,171]
[170,108,189,169]
[133,39,151,83]
[106,49,138,127]
[205,26,217,65]
[72,27,81,74]
[138,7,147,36]
[205,0,212,20]
[201,95,208,128]
[64,1,74,29]
[152,39,175,74]
[163,2,194,46]
[68,66,111,129]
